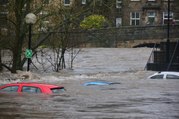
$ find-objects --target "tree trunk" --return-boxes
[57,48,66,72]
[12,51,22,73]
[61,48,66,69]
[11,18,23,73]
[0,49,2,72]
[11,0,27,73]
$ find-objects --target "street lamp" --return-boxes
[25,13,37,71]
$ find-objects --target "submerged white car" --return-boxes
[148,71,179,79]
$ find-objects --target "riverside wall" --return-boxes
[77,25,179,47]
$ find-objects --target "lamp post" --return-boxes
[166,0,170,65]
[25,13,37,71]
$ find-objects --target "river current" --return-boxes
[0,48,179,119]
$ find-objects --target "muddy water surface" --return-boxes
[0,48,179,119]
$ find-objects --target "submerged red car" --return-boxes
[0,82,65,94]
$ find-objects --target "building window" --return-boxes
[162,0,174,1]
[116,18,122,27]
[64,0,70,6]
[130,0,140,1]
[44,0,49,4]
[163,12,173,25]
[38,20,49,32]
[82,0,86,4]
[147,11,156,25]
[130,12,140,25]
[39,11,49,32]
[0,0,9,5]
[0,14,7,27]
[148,0,155,1]
[116,0,122,9]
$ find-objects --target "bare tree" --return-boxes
[1,0,114,73]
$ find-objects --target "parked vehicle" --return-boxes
[0,82,65,94]
[148,71,179,79]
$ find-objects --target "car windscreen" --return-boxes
[51,87,65,94]
[0,86,19,92]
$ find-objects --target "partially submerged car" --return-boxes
[148,71,179,79]
[0,82,65,94]
[83,81,120,86]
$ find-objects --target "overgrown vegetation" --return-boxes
[0,0,109,73]
[80,15,108,29]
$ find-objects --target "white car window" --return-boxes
[150,74,164,79]
[166,74,179,79]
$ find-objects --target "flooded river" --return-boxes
[0,48,179,119]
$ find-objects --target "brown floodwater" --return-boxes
[0,48,179,119]
[0,71,179,119]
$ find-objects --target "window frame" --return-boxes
[130,12,140,26]
[116,18,122,27]
[162,0,174,1]
[116,0,122,9]
[44,0,50,4]
[39,11,49,32]
[130,0,140,1]
[64,0,71,6]
[82,0,86,5]
[163,12,173,25]
[147,11,156,25]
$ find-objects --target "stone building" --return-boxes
[60,0,178,27]
[1,0,179,29]
[0,0,8,30]
[122,0,177,26]
[61,0,178,27]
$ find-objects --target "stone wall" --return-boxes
[79,25,179,47]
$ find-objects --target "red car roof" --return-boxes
[17,82,61,88]
[0,82,64,94]
[0,82,63,90]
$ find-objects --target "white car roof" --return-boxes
[148,71,179,79]
[156,71,179,75]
